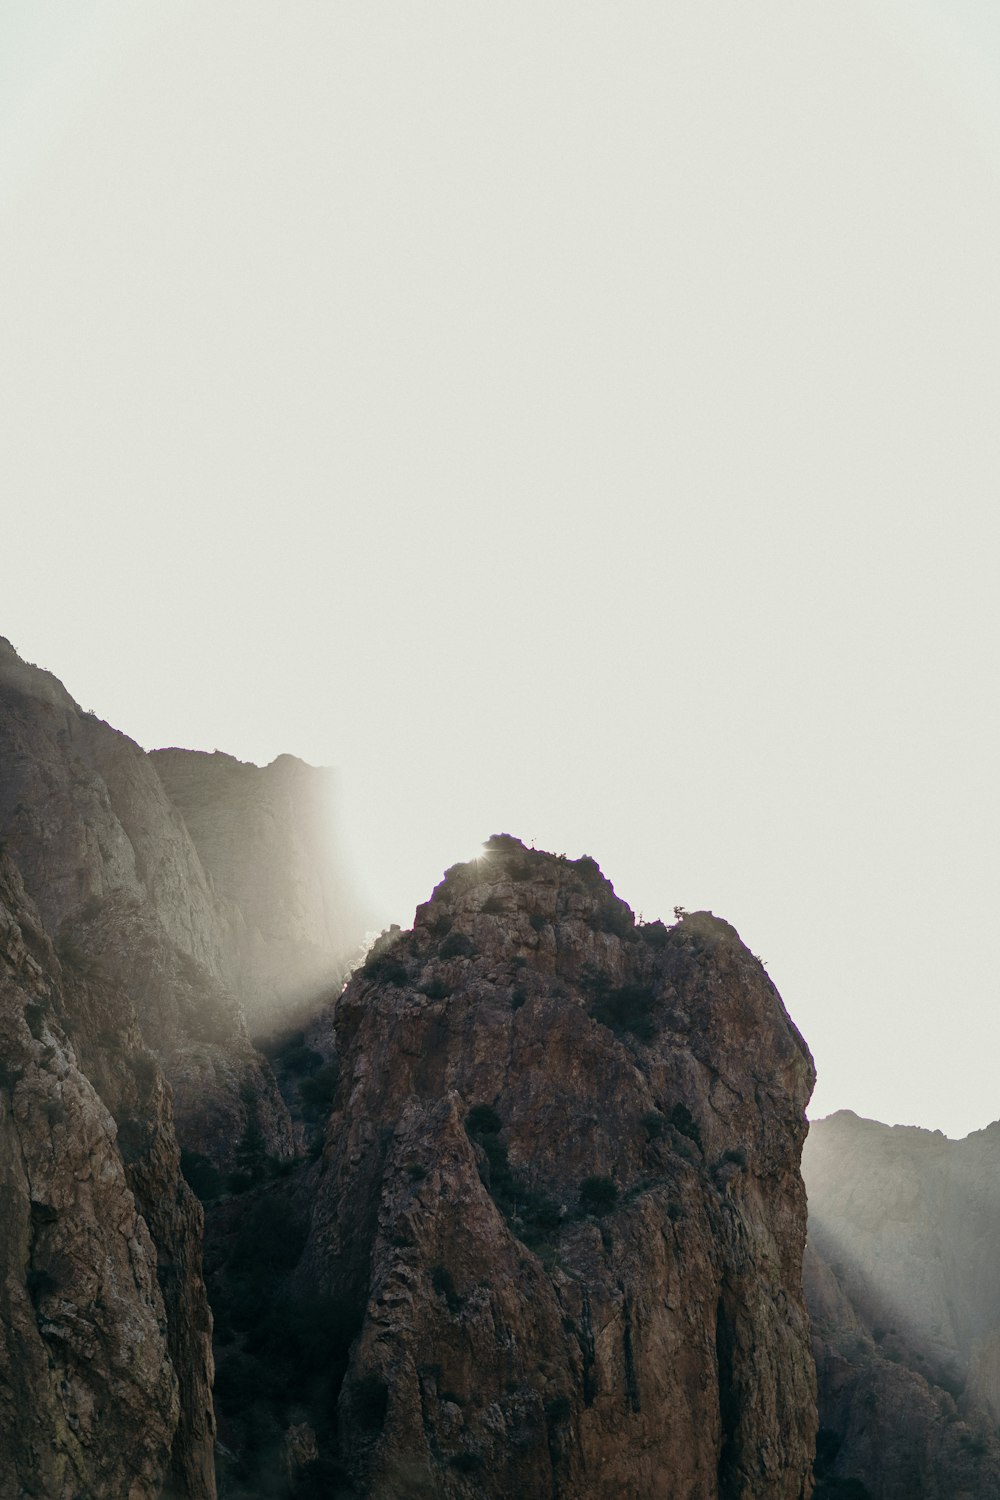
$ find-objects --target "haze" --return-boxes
[2,1,998,1139]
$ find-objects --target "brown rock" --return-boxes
[303,836,818,1498]
[0,852,214,1497]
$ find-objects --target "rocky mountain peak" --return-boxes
[285,836,817,1498]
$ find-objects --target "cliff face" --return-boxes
[0,852,215,1498]
[0,637,363,1166]
[803,1110,1000,1499]
[0,636,367,1497]
[298,836,817,1499]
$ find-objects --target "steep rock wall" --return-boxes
[0,852,215,1498]
[302,835,818,1499]
[0,637,359,1164]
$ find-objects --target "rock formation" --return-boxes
[804,1110,1000,1498]
[0,635,828,1498]
[0,850,215,1498]
[0,636,364,1167]
[0,636,365,1497]
[265,835,818,1499]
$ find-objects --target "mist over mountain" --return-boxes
[803,1110,1000,1499]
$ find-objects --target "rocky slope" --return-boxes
[0,636,366,1497]
[0,850,215,1498]
[0,636,363,1167]
[803,1110,1000,1498]
[258,835,819,1499]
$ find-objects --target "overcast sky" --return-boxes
[2,2,999,1138]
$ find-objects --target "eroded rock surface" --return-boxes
[0,853,214,1498]
[0,637,363,1167]
[298,835,817,1499]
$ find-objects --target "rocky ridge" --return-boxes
[278,834,819,1498]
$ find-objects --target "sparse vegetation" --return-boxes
[421,977,452,1000]
[363,951,409,986]
[180,1148,224,1201]
[440,930,475,959]
[579,1176,619,1215]
[589,983,658,1043]
[466,1103,502,1135]
[638,919,670,948]
[669,1102,702,1149]
[299,1059,341,1121]
[464,1105,561,1248]
[585,904,634,939]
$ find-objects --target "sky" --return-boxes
[2,2,999,1138]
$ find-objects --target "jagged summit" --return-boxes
[288,836,817,1498]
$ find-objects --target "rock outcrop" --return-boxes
[290,835,818,1498]
[804,1110,1000,1498]
[0,851,215,1498]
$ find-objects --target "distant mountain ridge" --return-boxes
[803,1109,1000,1498]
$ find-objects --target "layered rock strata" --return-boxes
[301,835,818,1499]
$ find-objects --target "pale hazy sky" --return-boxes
[2,2,999,1138]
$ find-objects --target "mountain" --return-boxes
[803,1109,1000,1499]
[208,835,819,1497]
[0,637,366,1497]
[0,638,824,1497]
